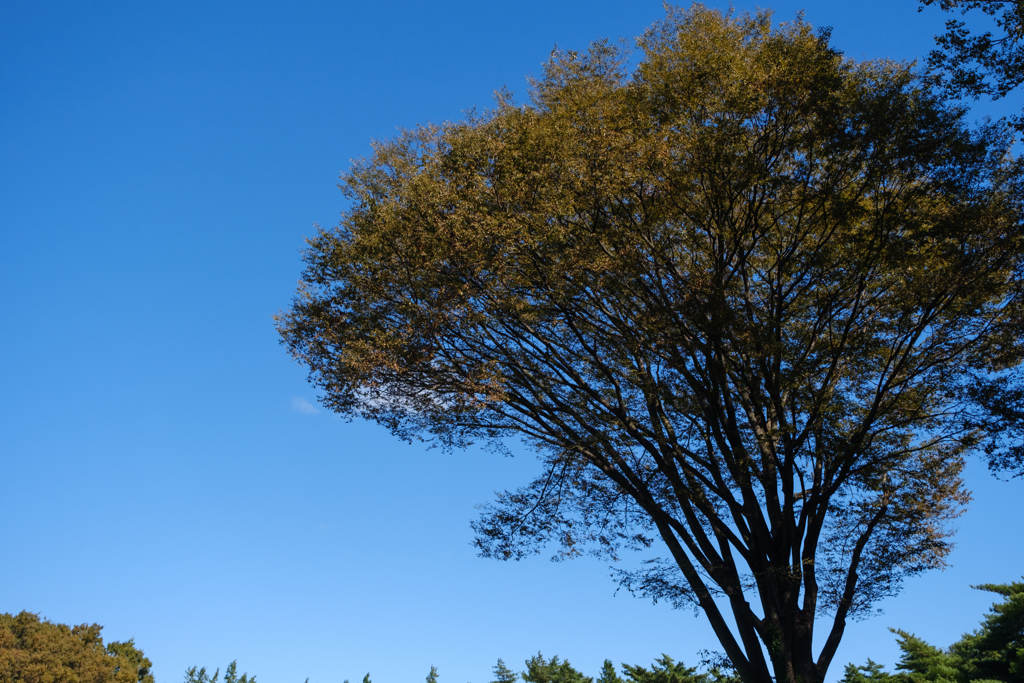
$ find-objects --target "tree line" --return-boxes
[2,581,1020,683]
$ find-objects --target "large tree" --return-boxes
[278,6,1024,683]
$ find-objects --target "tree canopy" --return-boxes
[921,0,1024,127]
[279,5,1024,683]
[0,612,153,683]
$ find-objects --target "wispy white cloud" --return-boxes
[291,397,318,414]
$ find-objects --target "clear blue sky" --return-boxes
[1,3,1021,683]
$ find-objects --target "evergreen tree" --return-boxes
[622,656,707,683]
[891,632,962,683]
[184,661,255,683]
[184,667,215,683]
[492,659,519,683]
[843,580,1024,683]
[521,654,592,683]
[597,661,624,683]
[839,660,893,683]
[225,662,255,683]
[427,667,439,683]
[952,581,1024,683]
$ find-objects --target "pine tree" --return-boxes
[892,631,962,683]
[843,580,1024,683]
[184,660,255,683]
[597,661,623,683]
[224,661,256,683]
[839,660,893,683]
[622,656,706,683]
[952,581,1024,682]
[493,659,519,683]
[521,654,592,683]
